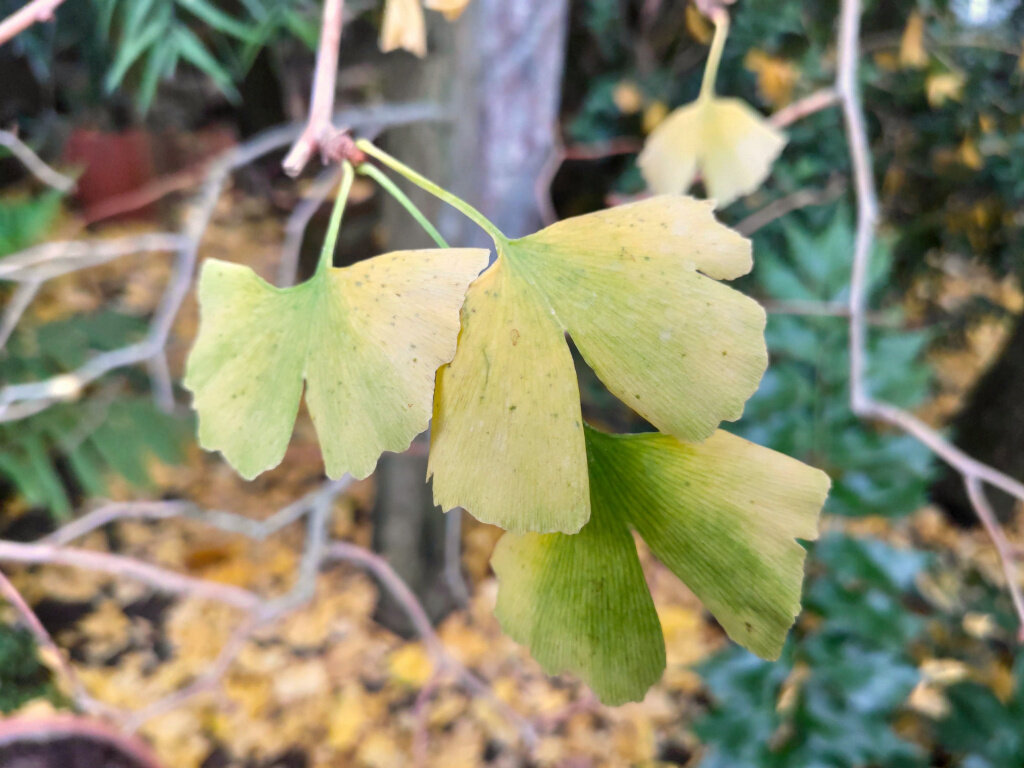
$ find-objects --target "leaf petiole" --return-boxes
[700,9,730,101]
[317,160,356,273]
[357,162,450,249]
[355,139,507,245]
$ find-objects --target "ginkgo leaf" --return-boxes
[638,9,786,207]
[587,427,828,659]
[639,97,786,207]
[424,0,472,21]
[184,248,487,480]
[380,0,427,57]
[492,425,829,704]
[491,487,665,705]
[428,196,766,533]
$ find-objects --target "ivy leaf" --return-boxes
[492,426,829,704]
[184,249,487,480]
[639,97,786,207]
[429,196,766,533]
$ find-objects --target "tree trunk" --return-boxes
[370,0,569,634]
[931,311,1024,525]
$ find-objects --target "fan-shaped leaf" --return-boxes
[185,248,487,480]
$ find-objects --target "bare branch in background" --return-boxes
[770,87,840,129]
[279,166,341,286]
[0,102,445,424]
[0,568,113,718]
[0,280,41,351]
[735,175,847,236]
[282,0,347,176]
[0,476,538,750]
[0,0,65,47]
[836,0,1024,637]
[0,129,74,191]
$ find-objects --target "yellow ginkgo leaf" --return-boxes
[900,11,929,69]
[380,0,427,57]
[184,248,487,480]
[926,71,965,108]
[428,196,766,534]
[638,11,785,207]
[424,0,472,21]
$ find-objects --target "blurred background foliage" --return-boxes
[2,0,1024,765]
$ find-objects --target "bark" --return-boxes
[371,0,569,633]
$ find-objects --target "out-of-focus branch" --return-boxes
[0,279,41,350]
[0,129,74,191]
[965,478,1024,641]
[0,568,112,718]
[836,0,1024,637]
[279,166,341,286]
[734,175,847,236]
[282,0,346,176]
[0,102,446,424]
[327,541,539,749]
[0,474,535,752]
[0,540,262,611]
[0,234,187,283]
[770,87,839,129]
[0,0,65,47]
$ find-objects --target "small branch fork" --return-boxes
[835,0,1024,639]
[281,0,365,176]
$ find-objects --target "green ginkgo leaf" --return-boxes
[184,247,488,480]
[428,196,767,534]
[491,425,829,704]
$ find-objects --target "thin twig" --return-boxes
[770,87,840,129]
[0,234,187,284]
[0,102,447,424]
[0,279,41,350]
[146,352,175,413]
[0,129,74,191]
[0,567,111,717]
[965,478,1024,642]
[278,166,341,286]
[734,175,847,236]
[0,541,261,610]
[327,541,539,749]
[836,0,1024,637]
[282,0,346,176]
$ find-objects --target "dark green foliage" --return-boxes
[730,210,935,516]
[1,313,192,517]
[696,533,1024,768]
[0,625,56,713]
[93,0,319,111]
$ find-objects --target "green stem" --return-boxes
[700,10,730,101]
[356,139,507,245]
[357,162,449,248]
[317,160,355,273]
